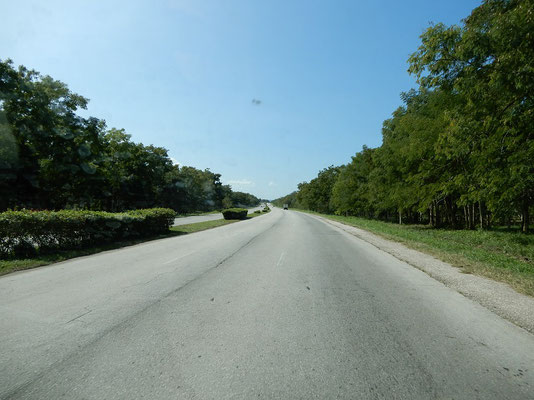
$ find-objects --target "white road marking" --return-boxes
[276,252,285,267]
[162,252,196,265]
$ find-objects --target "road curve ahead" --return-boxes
[1,208,534,399]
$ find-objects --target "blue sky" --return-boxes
[1,0,481,199]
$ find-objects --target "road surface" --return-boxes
[1,208,534,399]
[173,206,264,226]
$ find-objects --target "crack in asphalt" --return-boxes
[65,309,92,324]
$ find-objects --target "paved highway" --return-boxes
[1,207,534,399]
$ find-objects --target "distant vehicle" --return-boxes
[283,204,288,210]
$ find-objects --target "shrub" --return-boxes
[0,208,176,258]
[262,206,270,213]
[129,208,176,234]
[222,208,248,220]
[13,239,38,258]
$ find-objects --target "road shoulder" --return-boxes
[305,212,534,334]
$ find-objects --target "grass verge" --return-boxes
[170,218,238,234]
[249,209,270,218]
[176,210,221,217]
[0,218,246,276]
[299,210,534,297]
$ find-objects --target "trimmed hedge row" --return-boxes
[222,208,248,220]
[0,208,176,258]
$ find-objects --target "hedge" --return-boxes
[0,208,176,258]
[222,208,248,220]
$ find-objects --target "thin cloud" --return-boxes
[227,179,254,186]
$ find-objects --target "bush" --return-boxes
[222,208,248,220]
[0,208,176,258]
[262,206,270,213]
[129,208,176,234]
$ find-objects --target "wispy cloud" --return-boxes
[268,181,276,186]
[227,179,254,186]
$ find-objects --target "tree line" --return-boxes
[274,0,533,233]
[0,60,259,213]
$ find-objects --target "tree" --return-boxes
[0,59,106,210]
[408,0,534,231]
[275,1,533,233]
[230,191,260,207]
[1,59,256,214]
[331,146,376,217]
[295,166,340,214]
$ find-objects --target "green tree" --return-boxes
[0,59,106,210]
[296,166,340,214]
[408,0,534,231]
[331,146,376,217]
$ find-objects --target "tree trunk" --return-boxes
[522,197,530,233]
[451,201,458,229]
[445,197,454,227]
[469,203,475,230]
[479,201,484,230]
[444,197,450,227]
[399,210,402,225]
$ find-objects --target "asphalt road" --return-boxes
[173,206,264,226]
[1,208,534,399]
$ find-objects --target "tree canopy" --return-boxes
[274,0,533,232]
[0,59,259,213]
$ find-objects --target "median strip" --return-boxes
[1,209,270,276]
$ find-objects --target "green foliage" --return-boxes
[230,191,261,208]
[222,195,234,209]
[408,0,534,232]
[275,0,534,233]
[0,208,175,258]
[272,192,300,209]
[0,59,105,210]
[294,166,340,214]
[101,128,173,211]
[162,166,229,213]
[331,146,376,217]
[222,208,248,220]
[0,59,259,214]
